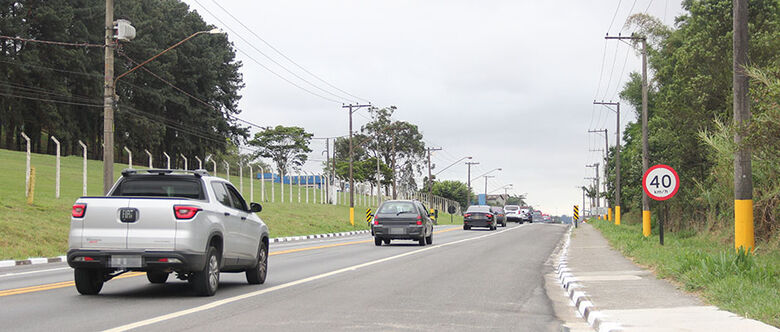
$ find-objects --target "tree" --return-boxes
[248,125,312,175]
[432,180,473,209]
[0,0,247,165]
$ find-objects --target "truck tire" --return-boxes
[191,246,220,296]
[146,271,169,284]
[425,232,433,245]
[74,268,104,295]
[374,237,382,246]
[246,243,268,285]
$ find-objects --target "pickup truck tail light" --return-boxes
[486,214,493,219]
[464,213,471,218]
[173,205,202,220]
[72,204,87,218]
[373,215,379,225]
[416,215,422,225]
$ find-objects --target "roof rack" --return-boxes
[121,168,210,178]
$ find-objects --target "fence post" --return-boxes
[223,161,230,182]
[50,136,61,198]
[78,140,87,195]
[163,152,170,169]
[27,166,36,205]
[20,132,31,197]
[259,165,265,202]
[124,146,132,168]
[239,162,244,194]
[180,154,188,170]
[195,156,202,170]
[304,171,310,204]
[144,149,153,168]
[280,170,285,203]
[248,164,254,202]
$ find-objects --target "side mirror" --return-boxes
[250,202,262,213]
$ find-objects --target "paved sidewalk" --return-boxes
[562,222,778,332]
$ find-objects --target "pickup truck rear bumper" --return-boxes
[67,249,206,272]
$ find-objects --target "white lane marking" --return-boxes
[0,267,71,278]
[103,225,526,332]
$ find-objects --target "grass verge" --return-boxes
[590,219,780,327]
[0,148,463,259]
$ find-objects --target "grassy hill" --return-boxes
[0,148,462,259]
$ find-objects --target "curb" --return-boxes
[0,230,372,268]
[554,226,623,332]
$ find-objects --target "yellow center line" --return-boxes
[0,226,462,297]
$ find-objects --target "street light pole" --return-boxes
[484,175,495,204]
[103,27,224,193]
[343,103,371,226]
[594,101,621,225]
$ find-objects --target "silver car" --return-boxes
[67,169,269,296]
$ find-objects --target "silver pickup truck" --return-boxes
[67,169,269,296]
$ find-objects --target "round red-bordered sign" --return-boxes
[642,164,680,201]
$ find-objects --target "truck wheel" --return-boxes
[191,246,220,296]
[246,243,268,285]
[374,237,382,246]
[383,239,391,245]
[418,236,426,246]
[425,232,433,245]
[147,271,169,284]
[74,268,104,295]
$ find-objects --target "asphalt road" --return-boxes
[0,222,569,331]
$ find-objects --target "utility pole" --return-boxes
[343,103,371,226]
[606,34,649,230]
[593,101,621,225]
[391,133,397,199]
[733,0,753,251]
[586,163,600,209]
[589,129,610,219]
[484,175,495,204]
[102,0,115,194]
[426,147,442,201]
[324,138,330,204]
[466,161,479,203]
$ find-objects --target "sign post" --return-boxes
[642,164,680,245]
[573,205,579,228]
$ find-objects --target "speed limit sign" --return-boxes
[643,164,680,201]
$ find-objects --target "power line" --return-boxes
[0,59,103,78]
[190,0,349,104]
[0,91,102,108]
[606,0,623,33]
[204,0,370,104]
[0,35,104,48]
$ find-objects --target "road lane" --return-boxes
[0,223,567,331]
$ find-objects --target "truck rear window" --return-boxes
[378,202,417,215]
[111,177,205,199]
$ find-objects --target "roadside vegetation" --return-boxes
[0,148,462,260]
[590,218,780,327]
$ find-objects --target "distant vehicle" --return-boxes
[518,208,532,223]
[491,206,507,227]
[463,205,497,230]
[67,169,269,296]
[543,214,552,223]
[504,205,522,223]
[532,210,543,223]
[372,200,434,246]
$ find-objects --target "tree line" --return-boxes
[0,0,246,168]
[597,0,779,241]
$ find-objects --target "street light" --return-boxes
[102,28,226,193]
[470,168,502,183]
[433,156,473,176]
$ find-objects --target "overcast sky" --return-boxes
[181,0,684,216]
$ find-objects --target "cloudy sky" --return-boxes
[181,0,684,216]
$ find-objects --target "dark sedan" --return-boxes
[463,205,497,230]
[372,200,434,246]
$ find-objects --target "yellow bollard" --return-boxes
[608,208,612,221]
[734,199,754,252]
[349,207,355,226]
[27,167,36,205]
[615,206,621,225]
[642,210,651,237]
